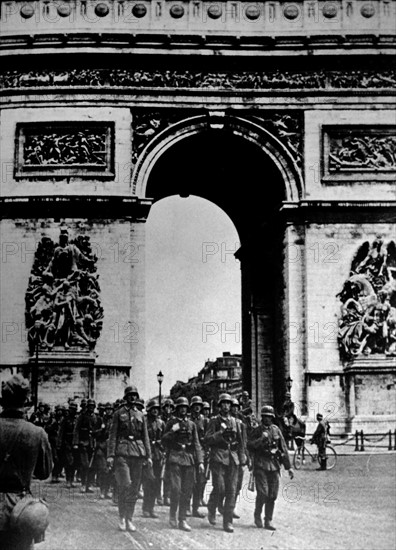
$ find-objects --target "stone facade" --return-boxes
[0,0,395,431]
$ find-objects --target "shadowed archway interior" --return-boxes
[146,129,289,407]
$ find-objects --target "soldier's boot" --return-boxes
[254,496,264,527]
[264,501,276,531]
[126,519,136,532]
[223,522,234,533]
[208,509,216,525]
[321,458,327,470]
[178,520,192,532]
[169,516,178,528]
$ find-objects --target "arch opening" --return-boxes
[144,127,291,409]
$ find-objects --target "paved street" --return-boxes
[35,454,395,550]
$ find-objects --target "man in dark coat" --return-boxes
[0,374,53,550]
[311,413,330,470]
[189,395,208,518]
[142,399,164,518]
[162,397,204,532]
[204,393,246,533]
[73,398,100,493]
[247,405,294,530]
[107,385,152,532]
[57,401,78,488]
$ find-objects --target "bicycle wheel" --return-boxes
[325,446,337,470]
[293,447,304,470]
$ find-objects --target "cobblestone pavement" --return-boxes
[37,454,395,550]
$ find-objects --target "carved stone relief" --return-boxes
[337,237,396,360]
[15,122,114,179]
[25,227,103,353]
[1,69,395,91]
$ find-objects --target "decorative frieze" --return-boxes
[323,126,396,182]
[1,69,396,91]
[337,236,396,360]
[15,122,115,179]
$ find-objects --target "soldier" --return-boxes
[247,405,294,530]
[57,401,79,488]
[162,397,204,531]
[204,393,246,533]
[73,398,99,493]
[46,404,64,483]
[310,413,330,470]
[230,397,249,519]
[142,399,164,518]
[189,395,208,518]
[135,398,145,413]
[29,402,47,428]
[92,402,113,499]
[107,385,152,532]
[202,402,211,419]
[0,374,53,550]
[160,398,175,506]
[239,391,253,416]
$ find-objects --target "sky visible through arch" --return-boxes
[145,195,241,398]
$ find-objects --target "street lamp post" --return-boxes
[157,370,164,410]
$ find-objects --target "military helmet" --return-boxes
[124,385,139,397]
[98,402,105,409]
[68,401,78,409]
[163,398,175,410]
[175,396,189,408]
[190,395,203,407]
[261,405,275,417]
[80,398,87,405]
[231,397,240,407]
[218,393,232,406]
[10,497,49,538]
[87,399,96,406]
[202,401,210,409]
[136,398,145,410]
[54,404,62,411]
[146,399,160,411]
[105,402,113,409]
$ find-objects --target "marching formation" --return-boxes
[27,385,294,535]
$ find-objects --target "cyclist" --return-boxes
[310,414,330,470]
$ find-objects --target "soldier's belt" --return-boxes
[175,443,193,452]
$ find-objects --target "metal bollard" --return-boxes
[388,430,392,451]
[360,430,365,452]
[394,430,396,451]
[354,430,359,452]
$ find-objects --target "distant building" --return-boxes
[196,352,243,397]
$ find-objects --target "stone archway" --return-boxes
[132,113,303,412]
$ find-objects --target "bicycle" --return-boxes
[293,437,337,470]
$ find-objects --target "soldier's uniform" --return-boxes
[231,397,248,517]
[204,393,246,533]
[247,405,293,530]
[189,396,209,517]
[0,374,53,550]
[142,399,164,517]
[57,402,78,488]
[162,397,203,531]
[73,398,100,492]
[107,386,151,531]
[45,405,63,482]
[92,403,113,498]
[160,398,175,506]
